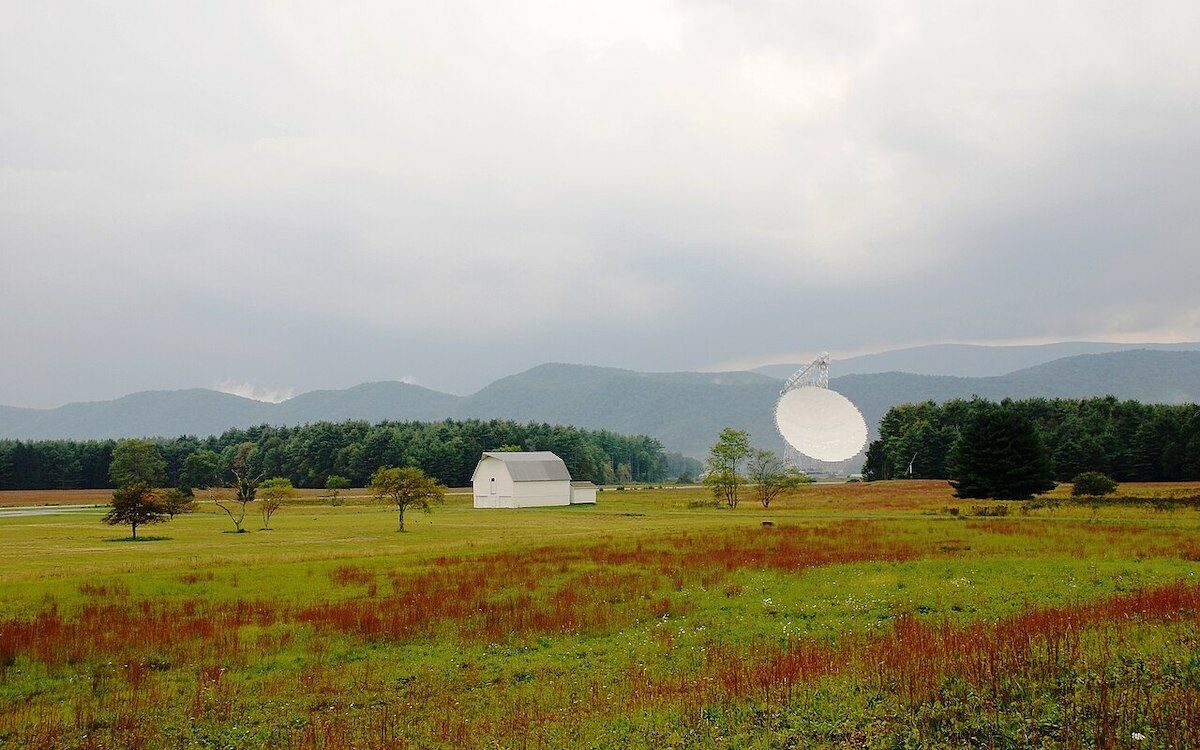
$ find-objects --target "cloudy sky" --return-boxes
[3,1,1199,407]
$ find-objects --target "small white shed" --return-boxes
[471,451,596,508]
[570,481,597,505]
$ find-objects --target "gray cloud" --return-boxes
[2,1,1198,406]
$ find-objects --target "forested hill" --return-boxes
[460,364,781,458]
[1,350,1199,459]
[0,365,787,458]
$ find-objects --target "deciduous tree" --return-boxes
[158,487,197,518]
[257,477,295,529]
[747,449,811,508]
[704,428,751,508]
[109,439,166,488]
[103,482,167,539]
[215,442,260,533]
[324,474,350,505]
[370,466,445,532]
[181,449,221,491]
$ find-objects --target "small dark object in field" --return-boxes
[761,521,774,527]
[620,512,645,517]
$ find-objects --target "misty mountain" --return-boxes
[755,341,1200,380]
[2,350,1198,460]
[0,389,275,442]
[0,384,455,442]
[458,363,780,457]
[272,382,463,424]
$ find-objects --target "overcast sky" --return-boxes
[3,1,1199,407]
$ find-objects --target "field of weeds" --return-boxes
[1,482,1199,749]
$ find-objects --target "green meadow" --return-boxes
[2,482,1199,749]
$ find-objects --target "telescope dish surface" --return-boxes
[774,386,868,463]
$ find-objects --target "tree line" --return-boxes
[0,419,701,491]
[864,396,1200,484]
[101,437,447,538]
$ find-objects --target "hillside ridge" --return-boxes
[3,350,1199,459]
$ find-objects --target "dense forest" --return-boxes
[0,419,702,490]
[863,396,1200,482]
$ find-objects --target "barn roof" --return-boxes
[481,451,571,482]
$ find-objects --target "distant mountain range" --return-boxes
[2,349,1199,460]
[754,341,1200,379]
[833,350,1200,443]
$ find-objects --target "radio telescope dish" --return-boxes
[774,353,868,463]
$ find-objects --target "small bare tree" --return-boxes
[257,477,295,530]
[215,442,261,533]
[370,466,445,532]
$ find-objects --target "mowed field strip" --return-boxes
[1,481,1199,749]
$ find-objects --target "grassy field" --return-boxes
[2,481,1199,749]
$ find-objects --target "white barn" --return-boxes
[471,451,597,508]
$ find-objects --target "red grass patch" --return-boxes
[329,565,376,587]
[0,521,919,667]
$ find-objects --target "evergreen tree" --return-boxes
[949,405,1056,500]
[0,445,15,490]
[861,441,888,481]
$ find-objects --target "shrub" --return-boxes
[969,504,1009,517]
[1071,471,1118,497]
